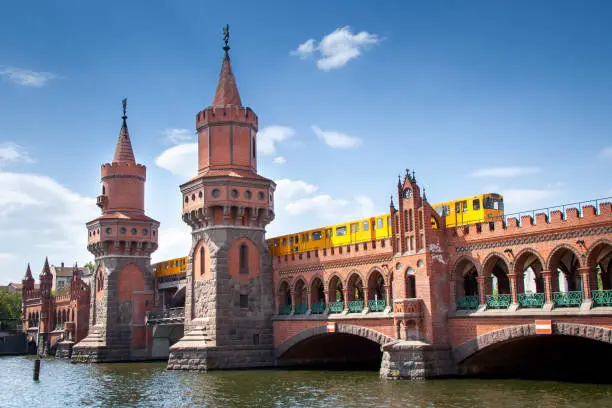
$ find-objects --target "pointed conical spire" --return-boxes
[24,263,33,280]
[212,25,242,107]
[423,188,427,201]
[112,98,136,164]
[41,256,52,277]
[389,195,395,209]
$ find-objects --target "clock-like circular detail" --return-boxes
[120,227,127,234]
[231,189,239,198]
[105,227,112,234]
[142,229,149,236]
[244,190,252,199]
[257,191,264,200]
[403,188,412,199]
[211,189,220,198]
[131,228,137,235]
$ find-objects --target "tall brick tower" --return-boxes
[72,99,160,363]
[168,26,276,370]
[38,257,54,355]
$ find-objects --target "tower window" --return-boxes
[239,244,248,275]
[200,247,206,276]
[231,189,239,198]
[240,294,249,309]
[252,138,256,159]
[253,333,260,345]
[102,186,105,195]
[212,189,221,198]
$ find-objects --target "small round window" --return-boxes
[244,190,252,199]
[212,189,220,198]
[198,191,203,198]
[191,194,196,201]
[120,227,127,234]
[131,228,137,235]
[257,191,264,200]
[231,189,239,198]
[105,227,112,234]
[184,196,189,203]
[142,229,149,236]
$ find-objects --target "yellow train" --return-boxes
[267,192,504,256]
[152,256,189,278]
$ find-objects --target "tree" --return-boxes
[0,289,22,331]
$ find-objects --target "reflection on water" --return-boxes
[1,356,612,408]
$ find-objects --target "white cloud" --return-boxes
[163,128,194,145]
[470,167,540,178]
[599,146,612,159]
[501,188,561,213]
[152,224,192,263]
[155,142,198,178]
[0,142,33,167]
[284,194,375,222]
[290,26,381,71]
[312,125,362,149]
[0,66,58,87]
[272,156,286,164]
[0,172,98,284]
[257,126,295,156]
[274,179,318,202]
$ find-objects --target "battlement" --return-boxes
[451,200,611,242]
[54,293,71,303]
[273,238,393,271]
[23,289,41,300]
[101,162,147,179]
[196,105,258,129]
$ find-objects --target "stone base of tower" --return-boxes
[167,326,274,370]
[56,340,74,359]
[71,326,152,363]
[379,341,457,380]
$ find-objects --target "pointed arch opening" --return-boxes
[483,255,511,309]
[588,241,612,307]
[548,246,583,307]
[514,250,545,309]
[405,267,417,299]
[294,279,307,314]
[310,277,325,314]
[347,273,364,313]
[367,270,386,311]
[278,281,292,315]
[453,257,479,310]
[328,275,344,314]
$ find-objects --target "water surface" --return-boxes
[1,356,611,408]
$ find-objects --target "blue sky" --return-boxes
[1,0,611,284]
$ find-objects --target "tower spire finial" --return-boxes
[122,97,127,127]
[223,24,230,54]
[113,97,136,164]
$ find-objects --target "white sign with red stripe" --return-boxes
[326,322,336,333]
[535,320,552,335]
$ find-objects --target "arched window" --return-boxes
[406,267,417,298]
[408,209,414,232]
[239,244,248,275]
[200,247,205,276]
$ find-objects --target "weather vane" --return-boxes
[122,98,127,118]
[223,24,230,52]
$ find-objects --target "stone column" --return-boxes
[507,273,519,311]
[305,288,312,314]
[385,284,393,313]
[540,270,553,310]
[578,267,592,299]
[290,290,296,315]
[342,288,349,313]
[323,289,330,314]
[363,285,370,313]
[476,276,487,307]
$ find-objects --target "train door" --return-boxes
[454,202,462,227]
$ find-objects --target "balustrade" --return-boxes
[552,291,583,308]
[327,301,344,313]
[517,293,545,309]
[368,299,386,312]
[310,302,325,314]
[294,304,308,315]
[393,298,423,316]
[592,290,612,307]
[485,294,512,309]
[278,305,292,315]
[456,295,479,310]
[347,300,364,313]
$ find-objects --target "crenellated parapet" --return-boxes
[100,162,147,180]
[196,105,258,130]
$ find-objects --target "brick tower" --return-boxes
[168,26,276,370]
[72,100,160,363]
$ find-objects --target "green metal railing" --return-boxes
[294,304,308,315]
[278,305,292,315]
[486,294,512,309]
[347,300,364,313]
[518,293,545,309]
[553,291,583,308]
[311,302,326,314]
[328,301,344,313]
[592,290,612,307]
[368,299,386,312]
[456,295,479,310]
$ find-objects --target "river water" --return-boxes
[1,356,612,408]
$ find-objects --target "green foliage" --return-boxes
[0,289,22,321]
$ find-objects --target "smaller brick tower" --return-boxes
[38,257,53,355]
[72,99,159,363]
[168,26,276,370]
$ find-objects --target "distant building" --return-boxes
[0,282,38,294]
[50,262,88,293]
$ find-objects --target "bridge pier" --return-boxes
[379,341,456,380]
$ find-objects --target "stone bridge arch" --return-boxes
[454,322,612,363]
[275,323,395,359]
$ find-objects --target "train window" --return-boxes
[484,197,493,209]
[455,202,461,213]
[350,223,359,233]
[336,226,347,236]
[289,237,293,246]
[363,221,369,231]
[498,199,504,210]
[435,206,450,217]
[312,231,322,240]
[274,240,279,248]
[462,201,468,212]
[473,199,480,210]
[377,218,383,229]
[295,236,299,243]
[282,238,287,246]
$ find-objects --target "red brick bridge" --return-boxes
[271,176,612,379]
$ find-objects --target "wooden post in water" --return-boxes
[33,358,40,381]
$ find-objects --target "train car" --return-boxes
[267,193,504,255]
[152,256,189,278]
[432,193,504,228]
[268,214,393,257]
